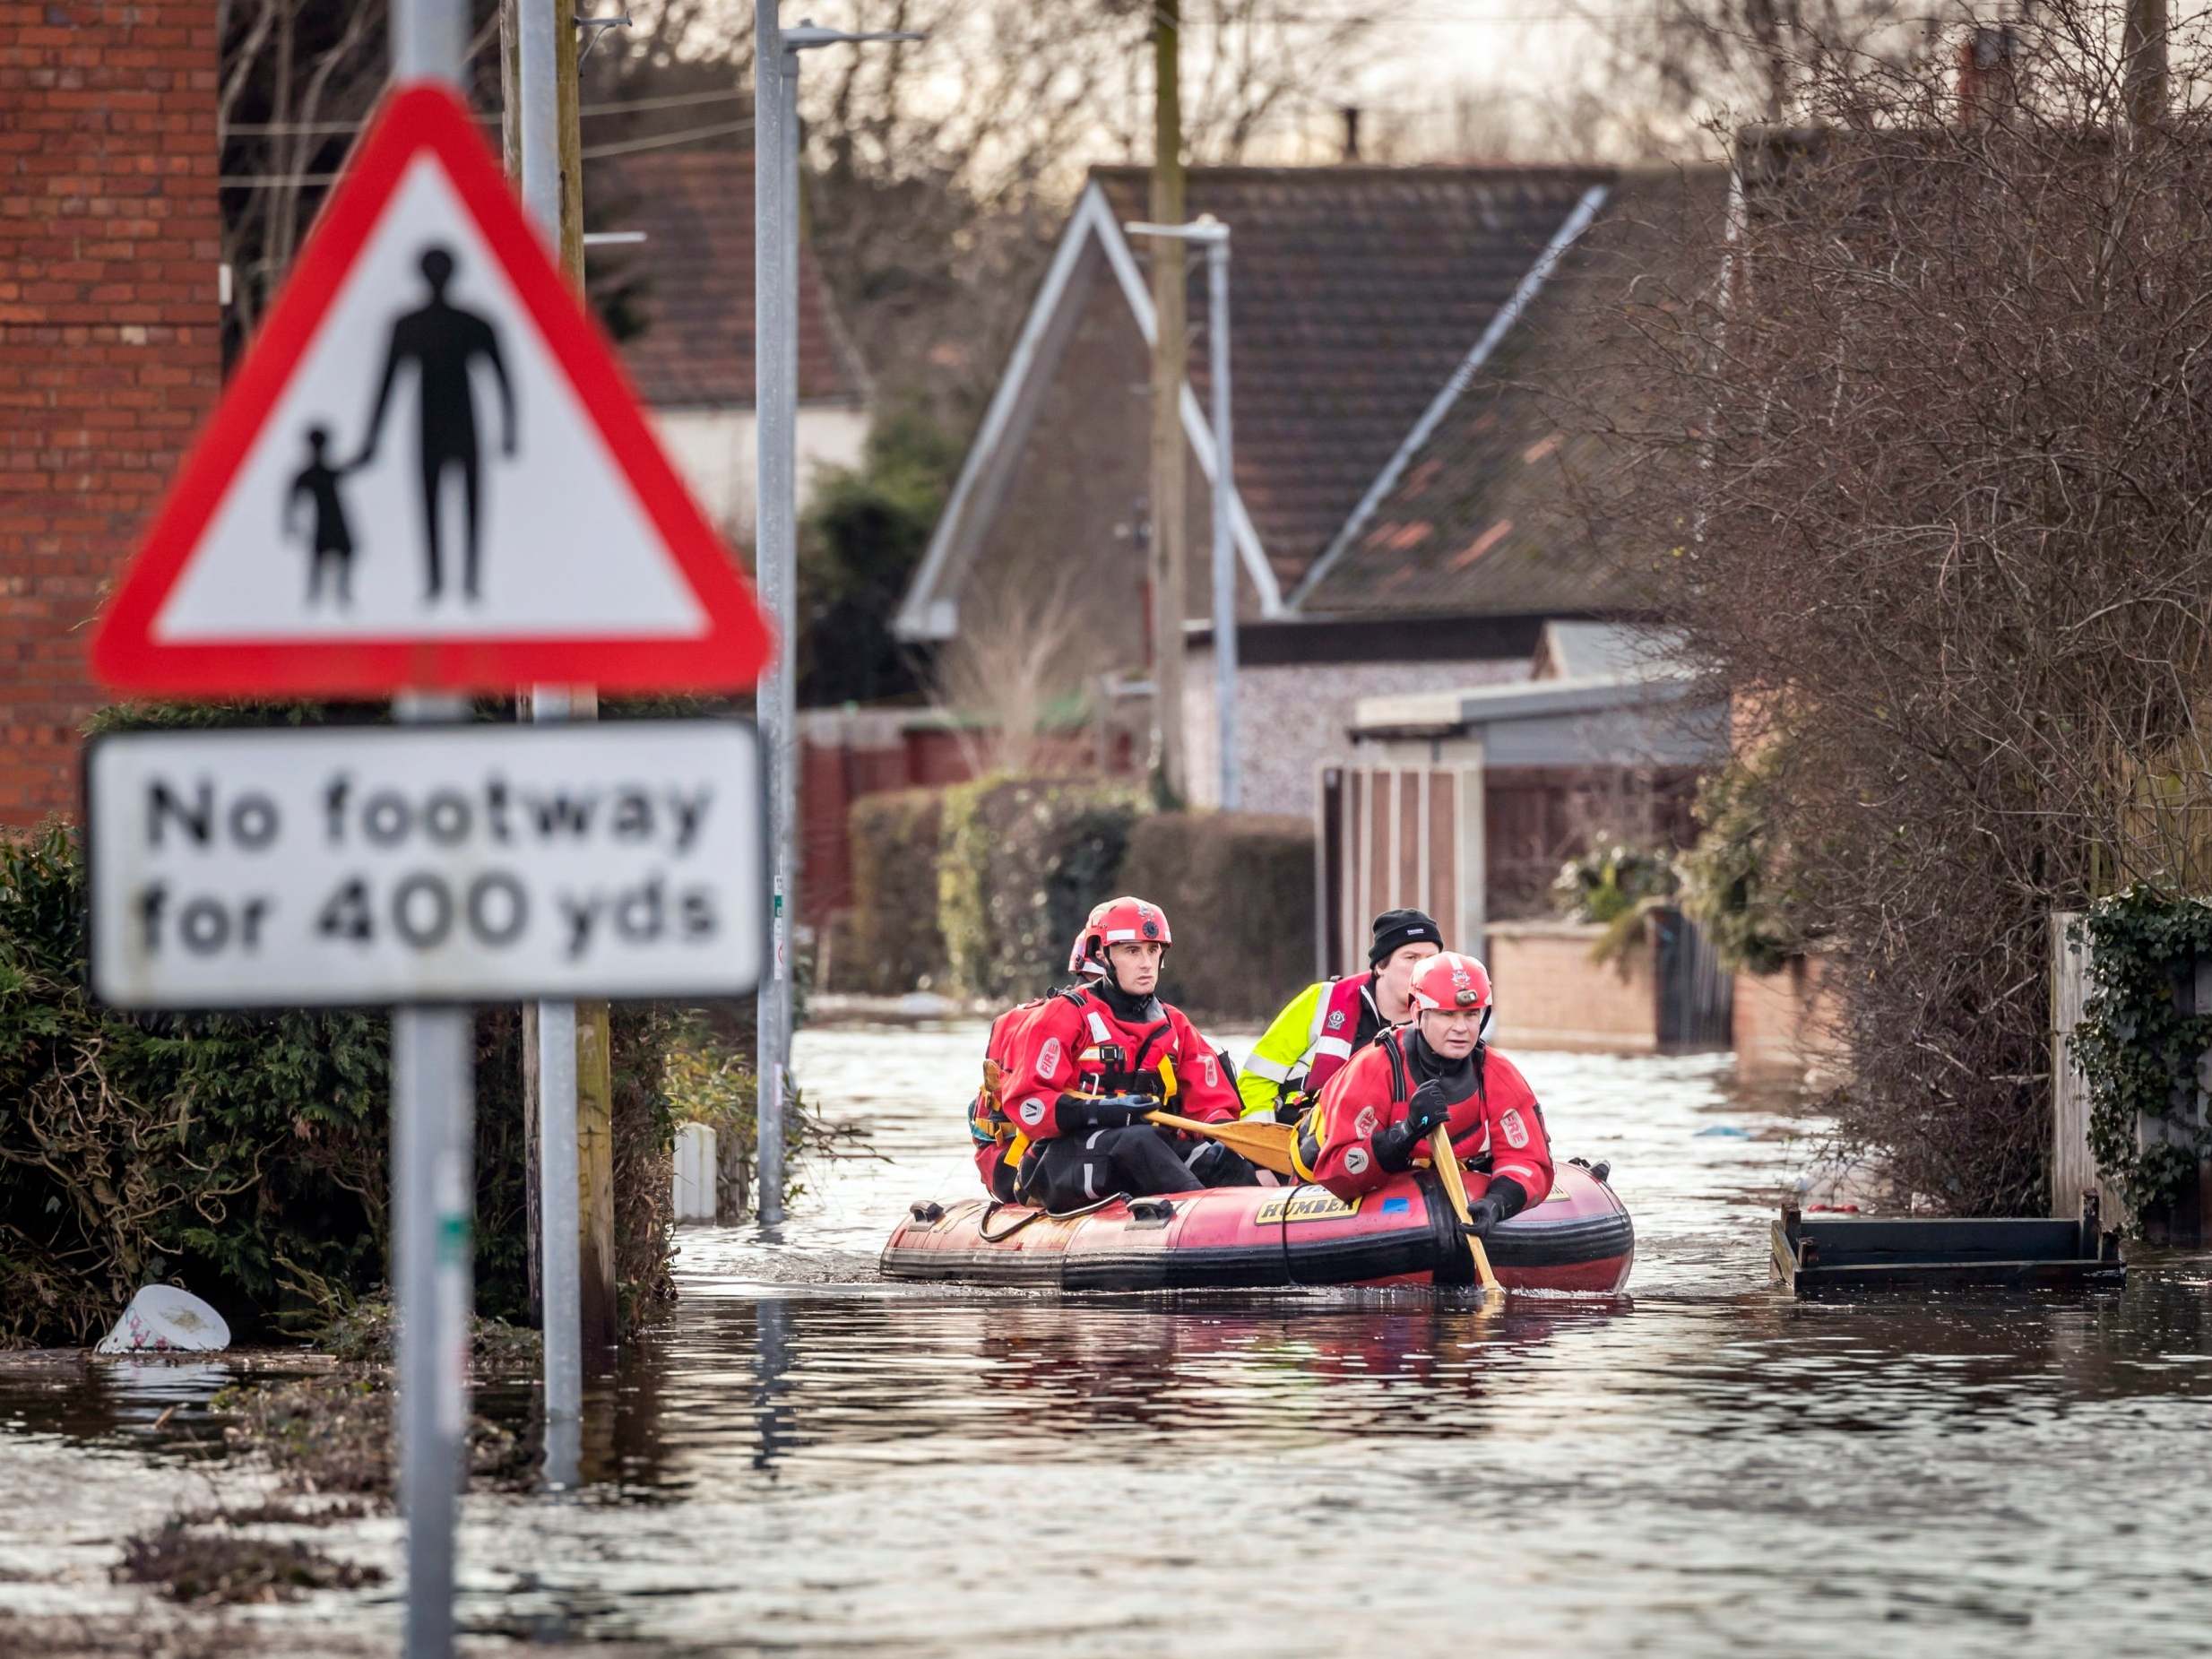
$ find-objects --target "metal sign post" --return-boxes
[751,0,794,1227]
[752,6,922,1226]
[396,11,469,1654]
[393,692,474,1659]
[516,0,582,1490]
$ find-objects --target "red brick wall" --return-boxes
[1486,920,1662,1054]
[1733,952,1842,1084]
[0,3,220,826]
[798,715,1137,922]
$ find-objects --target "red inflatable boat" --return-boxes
[880,1162,1633,1293]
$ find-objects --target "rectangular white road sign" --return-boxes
[86,720,762,1008]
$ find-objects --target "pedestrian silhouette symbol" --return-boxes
[286,424,359,609]
[90,82,774,698]
[357,244,516,602]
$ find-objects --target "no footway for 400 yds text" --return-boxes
[84,721,763,1008]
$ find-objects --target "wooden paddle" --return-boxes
[1430,1125,1506,1298]
[1143,1109,1299,1177]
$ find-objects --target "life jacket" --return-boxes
[1293,1028,1491,1179]
[1302,972,1378,1098]
[1061,987,1185,1101]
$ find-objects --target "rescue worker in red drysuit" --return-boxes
[1297,952,1553,1234]
[1001,895,1250,1210]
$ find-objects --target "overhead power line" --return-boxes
[227,85,747,138]
[224,112,757,186]
[582,117,755,159]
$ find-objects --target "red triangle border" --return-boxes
[89,82,774,698]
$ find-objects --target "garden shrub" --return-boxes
[1677,757,1807,977]
[1114,813,1314,1023]
[1552,841,1683,970]
[938,775,1144,1000]
[2069,888,2212,1233]
[0,823,680,1348]
[831,789,947,994]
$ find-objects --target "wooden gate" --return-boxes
[1317,764,1485,979]
[1655,908,1735,1051]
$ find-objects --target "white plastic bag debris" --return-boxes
[94,1284,231,1356]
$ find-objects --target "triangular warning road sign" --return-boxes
[91,83,774,698]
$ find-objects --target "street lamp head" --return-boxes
[1124,217,1230,246]
[784,21,929,50]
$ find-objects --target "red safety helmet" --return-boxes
[1068,895,1173,976]
[1409,952,1493,1019]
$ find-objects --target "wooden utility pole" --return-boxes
[1148,0,1188,802]
[554,0,618,1370]
[2124,0,2169,130]
[501,0,618,1364]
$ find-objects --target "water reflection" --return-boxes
[4,1029,2210,1655]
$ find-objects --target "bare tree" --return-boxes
[1562,1,2212,1213]
[931,582,1100,778]
[1600,0,1948,130]
[584,1,1401,415]
[218,3,506,349]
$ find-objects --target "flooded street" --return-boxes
[7,1022,2212,1655]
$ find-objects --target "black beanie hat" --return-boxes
[1369,907,1442,968]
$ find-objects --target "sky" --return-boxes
[1277,1,1635,160]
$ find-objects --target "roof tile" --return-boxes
[1297,166,1726,618]
[585,148,862,410]
[1092,164,1613,593]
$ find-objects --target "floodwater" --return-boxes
[6,1022,2212,1656]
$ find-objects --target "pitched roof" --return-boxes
[1091,165,1614,597]
[1293,167,1724,618]
[585,147,862,410]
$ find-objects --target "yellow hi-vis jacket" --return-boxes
[1235,972,1382,1119]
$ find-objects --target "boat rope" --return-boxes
[1277,1182,1316,1288]
[977,1200,1040,1243]
[977,1189,1130,1243]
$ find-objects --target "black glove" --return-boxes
[1272,1091,1312,1127]
[1187,1141,1260,1188]
[1404,1078,1456,1140]
[1462,1175,1528,1240]
[1373,1120,1424,1173]
[1058,1093,1154,1132]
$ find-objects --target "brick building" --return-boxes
[0,3,221,827]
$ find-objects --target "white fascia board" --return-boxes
[1287,183,1611,614]
[1093,207,1284,618]
[893,183,1113,643]
[1353,670,1697,737]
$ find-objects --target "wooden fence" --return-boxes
[2050,912,2211,1244]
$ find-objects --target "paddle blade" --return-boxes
[1431,1125,1505,1297]
[1145,1110,1299,1177]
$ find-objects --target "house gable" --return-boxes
[895,183,1276,644]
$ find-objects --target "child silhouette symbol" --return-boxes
[287,424,359,609]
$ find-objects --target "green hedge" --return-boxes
[0,822,678,1350]
[830,789,946,995]
[830,785,1318,1016]
[1116,812,1316,1023]
[939,775,1145,1001]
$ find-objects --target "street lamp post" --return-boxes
[753,9,920,1225]
[1125,214,1239,809]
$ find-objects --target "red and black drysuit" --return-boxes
[1297,1027,1553,1228]
[1002,980,1248,1209]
